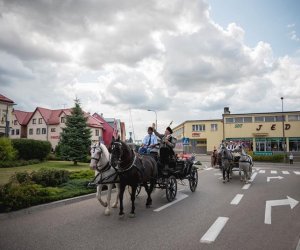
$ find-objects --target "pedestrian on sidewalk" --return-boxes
[289,153,294,164]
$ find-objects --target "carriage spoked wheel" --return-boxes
[166,175,177,202]
[127,185,142,197]
[189,167,198,192]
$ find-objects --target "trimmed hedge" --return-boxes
[249,152,285,162]
[0,137,16,161]
[0,169,96,212]
[0,159,40,168]
[12,139,51,160]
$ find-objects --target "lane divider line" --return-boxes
[259,170,265,174]
[282,171,290,175]
[154,193,188,212]
[294,171,300,175]
[200,217,229,243]
[230,194,244,205]
[271,170,277,174]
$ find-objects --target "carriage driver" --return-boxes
[152,123,177,161]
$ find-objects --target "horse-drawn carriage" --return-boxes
[217,144,253,183]
[151,146,198,201]
[89,139,198,217]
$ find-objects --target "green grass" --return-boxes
[0,161,90,185]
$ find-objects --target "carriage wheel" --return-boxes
[166,176,177,202]
[127,185,142,197]
[189,167,198,192]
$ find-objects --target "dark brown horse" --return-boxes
[110,137,158,218]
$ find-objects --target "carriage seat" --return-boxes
[159,147,176,170]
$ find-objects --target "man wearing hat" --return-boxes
[152,123,177,171]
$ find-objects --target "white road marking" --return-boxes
[242,184,251,189]
[250,172,258,182]
[267,176,284,182]
[200,217,229,243]
[214,173,222,176]
[264,196,299,224]
[241,172,257,189]
[271,170,277,174]
[230,194,244,205]
[294,171,300,175]
[154,193,188,212]
[282,171,290,175]
[259,170,265,174]
[296,237,300,250]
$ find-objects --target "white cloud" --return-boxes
[0,0,299,140]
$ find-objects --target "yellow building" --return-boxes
[173,107,300,154]
[0,94,15,137]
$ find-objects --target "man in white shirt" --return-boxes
[138,127,158,154]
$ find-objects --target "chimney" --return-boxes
[224,107,230,114]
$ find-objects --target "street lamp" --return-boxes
[147,109,157,129]
[281,97,286,157]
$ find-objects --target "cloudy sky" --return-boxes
[0,0,299,140]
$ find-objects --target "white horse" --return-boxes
[90,142,120,215]
[238,149,253,184]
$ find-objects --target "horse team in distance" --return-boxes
[212,143,253,184]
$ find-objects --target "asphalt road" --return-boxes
[0,160,300,250]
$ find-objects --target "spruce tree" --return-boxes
[58,99,92,165]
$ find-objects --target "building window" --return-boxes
[265,116,275,122]
[36,128,41,135]
[51,128,56,132]
[11,129,15,135]
[14,120,18,125]
[289,138,300,151]
[95,129,99,136]
[192,124,205,131]
[16,129,19,135]
[288,115,300,121]
[255,116,264,122]
[38,118,43,124]
[211,124,218,131]
[42,128,46,134]
[243,117,252,123]
[61,117,65,123]
[29,128,33,135]
[32,119,36,124]
[225,118,234,123]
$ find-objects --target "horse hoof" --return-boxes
[227,179,230,182]
[223,180,226,183]
[129,213,135,218]
[112,204,118,208]
[119,214,125,219]
[104,210,111,216]
[146,204,151,208]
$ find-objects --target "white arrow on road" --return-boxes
[267,176,284,182]
[264,196,299,224]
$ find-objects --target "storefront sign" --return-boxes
[192,133,200,137]
[256,124,291,131]
[254,151,273,156]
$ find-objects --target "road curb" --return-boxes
[0,192,96,220]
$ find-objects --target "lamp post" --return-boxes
[147,109,157,129]
[281,97,286,159]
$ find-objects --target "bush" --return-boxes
[69,170,94,180]
[0,137,16,161]
[31,168,70,187]
[0,183,51,211]
[12,139,51,160]
[0,159,40,168]
[249,152,284,162]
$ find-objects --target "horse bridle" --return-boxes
[110,142,136,173]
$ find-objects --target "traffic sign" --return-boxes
[182,137,190,145]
